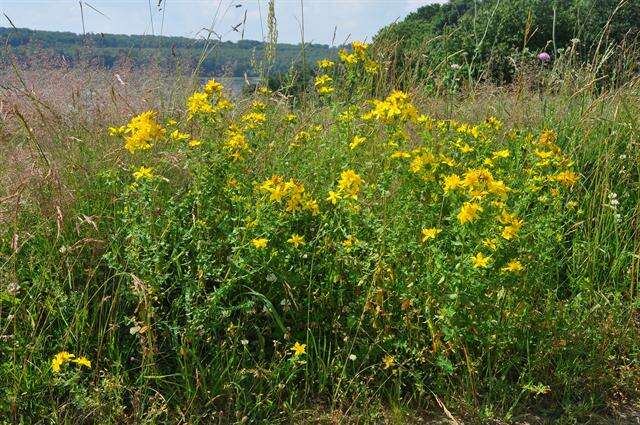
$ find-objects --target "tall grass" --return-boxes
[1,38,639,424]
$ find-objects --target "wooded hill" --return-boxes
[0,27,336,77]
[376,0,640,83]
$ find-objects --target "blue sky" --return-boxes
[1,0,441,45]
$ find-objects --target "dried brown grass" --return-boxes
[0,59,193,224]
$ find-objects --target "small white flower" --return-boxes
[349,354,357,361]
[241,339,249,346]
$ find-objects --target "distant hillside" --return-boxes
[0,27,337,77]
[375,0,640,83]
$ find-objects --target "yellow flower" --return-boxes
[421,228,442,243]
[486,116,502,130]
[539,130,557,146]
[251,238,269,249]
[337,169,363,198]
[305,199,320,216]
[352,41,369,59]
[291,341,306,356]
[72,357,92,369]
[349,135,366,150]
[487,180,510,199]
[458,143,474,154]
[471,252,492,269]
[482,238,499,250]
[187,92,214,118]
[108,125,126,137]
[224,128,249,161]
[51,351,75,373]
[492,149,510,159]
[409,151,436,174]
[170,129,190,142]
[287,234,305,247]
[317,59,335,69]
[317,85,334,95]
[314,74,333,87]
[215,96,234,112]
[443,174,464,193]
[203,78,223,95]
[501,260,525,273]
[499,209,516,224]
[382,355,395,369]
[463,168,494,188]
[339,49,358,64]
[342,235,357,248]
[51,352,90,373]
[501,217,524,240]
[253,101,265,110]
[315,74,334,95]
[457,202,483,224]
[440,155,455,167]
[326,190,342,205]
[132,166,154,180]
[390,151,411,159]
[551,171,579,187]
[362,91,417,123]
[241,112,267,130]
[123,111,165,154]
[535,150,554,159]
[188,139,202,147]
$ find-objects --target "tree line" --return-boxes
[0,27,336,77]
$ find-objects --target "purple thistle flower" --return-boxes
[538,52,551,63]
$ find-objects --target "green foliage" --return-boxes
[376,0,640,86]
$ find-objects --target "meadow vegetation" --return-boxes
[1,13,640,425]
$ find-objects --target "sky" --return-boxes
[1,0,441,45]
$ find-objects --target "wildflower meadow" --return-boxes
[2,38,639,423]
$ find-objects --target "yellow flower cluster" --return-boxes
[51,351,91,373]
[317,59,335,69]
[315,74,334,95]
[458,202,484,224]
[338,41,367,65]
[224,126,250,161]
[259,176,320,215]
[362,91,418,123]
[251,238,269,249]
[528,130,580,190]
[133,166,154,180]
[327,169,364,205]
[241,111,267,130]
[187,78,233,119]
[499,210,524,240]
[120,111,165,154]
[334,41,380,75]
